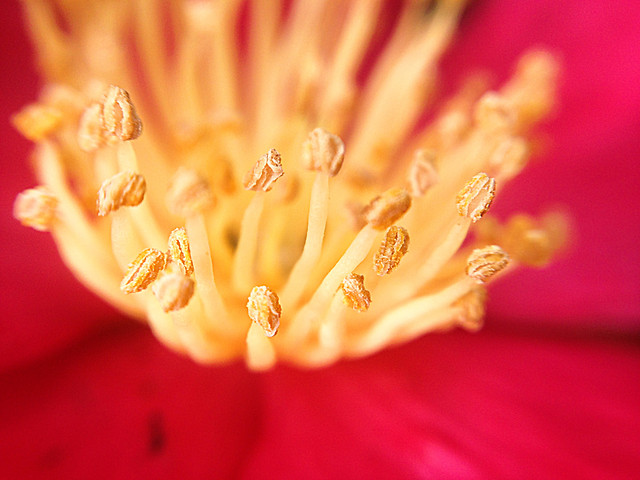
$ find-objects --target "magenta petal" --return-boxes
[242,329,640,479]
[0,326,259,479]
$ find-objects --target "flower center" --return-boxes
[13,0,565,369]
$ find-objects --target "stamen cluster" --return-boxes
[13,0,563,368]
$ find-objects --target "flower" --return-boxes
[1,0,639,478]
[9,0,565,369]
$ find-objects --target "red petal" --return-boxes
[242,328,640,479]
[0,325,259,479]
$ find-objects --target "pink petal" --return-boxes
[0,325,259,479]
[241,328,640,479]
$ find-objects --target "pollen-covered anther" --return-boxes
[456,173,496,222]
[120,248,167,294]
[466,245,510,284]
[473,91,517,134]
[301,128,345,176]
[12,103,63,142]
[341,273,371,312]
[167,227,194,276]
[373,226,410,276]
[77,102,106,152]
[363,188,412,230]
[152,272,195,313]
[243,148,284,192]
[166,168,214,217]
[454,287,487,332]
[102,85,143,141]
[13,187,58,232]
[408,149,439,197]
[96,170,146,216]
[247,286,281,337]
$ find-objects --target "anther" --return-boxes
[373,226,410,276]
[301,128,345,177]
[363,188,412,230]
[489,137,529,179]
[247,286,282,337]
[243,148,284,192]
[454,287,487,332]
[102,85,143,141]
[77,103,106,152]
[473,92,517,134]
[166,168,214,217]
[13,187,58,232]
[167,227,194,276]
[120,248,167,294]
[456,173,495,223]
[12,103,63,142]
[152,272,195,312]
[341,273,371,312]
[466,245,510,283]
[407,149,439,197]
[97,171,146,216]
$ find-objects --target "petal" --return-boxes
[0,325,259,479]
[441,0,640,329]
[241,328,640,479]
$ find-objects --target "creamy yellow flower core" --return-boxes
[14,0,564,369]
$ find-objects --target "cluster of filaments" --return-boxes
[13,0,564,369]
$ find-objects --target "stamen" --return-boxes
[281,129,344,309]
[280,172,330,310]
[77,103,106,152]
[167,227,194,276]
[102,85,143,141]
[373,226,410,276]
[466,245,510,283]
[233,149,284,291]
[301,128,345,176]
[152,272,195,312]
[13,187,58,232]
[52,223,143,318]
[13,1,563,368]
[166,168,214,217]
[479,214,564,267]
[247,286,282,337]
[363,188,412,230]
[120,247,167,294]
[12,103,63,142]
[503,50,559,127]
[242,148,284,192]
[473,91,517,134]
[96,171,146,216]
[454,286,487,332]
[185,214,237,336]
[245,322,277,371]
[283,225,379,345]
[346,277,474,357]
[340,273,371,312]
[407,149,439,197]
[456,173,495,222]
[489,136,529,180]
